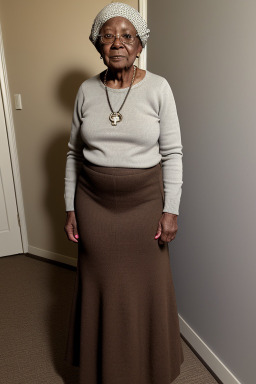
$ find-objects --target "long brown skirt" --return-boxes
[64,159,184,384]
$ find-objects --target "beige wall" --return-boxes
[148,1,256,383]
[0,0,138,259]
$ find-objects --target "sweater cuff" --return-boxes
[162,201,180,215]
[65,196,75,212]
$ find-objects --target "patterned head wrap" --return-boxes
[89,2,150,49]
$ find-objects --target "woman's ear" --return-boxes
[137,39,143,55]
[95,39,102,55]
[136,44,143,58]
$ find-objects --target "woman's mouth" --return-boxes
[110,56,125,59]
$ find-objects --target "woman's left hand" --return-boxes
[154,213,178,244]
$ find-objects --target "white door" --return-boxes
[0,83,23,256]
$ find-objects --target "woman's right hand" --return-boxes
[64,211,79,243]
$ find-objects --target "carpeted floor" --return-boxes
[0,254,222,383]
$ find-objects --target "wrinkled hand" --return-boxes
[64,211,79,243]
[154,213,178,245]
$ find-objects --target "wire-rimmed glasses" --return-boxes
[97,33,139,45]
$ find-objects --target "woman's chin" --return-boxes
[107,61,133,70]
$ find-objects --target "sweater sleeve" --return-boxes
[158,78,183,215]
[64,84,85,212]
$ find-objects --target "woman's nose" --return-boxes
[111,35,123,47]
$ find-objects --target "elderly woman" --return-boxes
[64,2,184,383]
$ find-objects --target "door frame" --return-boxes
[138,0,148,70]
[0,23,28,253]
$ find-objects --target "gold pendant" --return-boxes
[109,112,122,126]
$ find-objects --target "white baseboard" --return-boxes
[179,315,241,384]
[28,245,77,267]
[27,245,241,384]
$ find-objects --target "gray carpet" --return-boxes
[0,254,221,383]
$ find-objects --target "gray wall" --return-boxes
[147,1,256,383]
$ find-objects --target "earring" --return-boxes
[100,55,103,59]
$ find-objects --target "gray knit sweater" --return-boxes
[64,70,183,214]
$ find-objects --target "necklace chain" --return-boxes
[103,65,137,126]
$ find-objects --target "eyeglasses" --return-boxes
[97,33,139,45]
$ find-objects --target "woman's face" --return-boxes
[97,16,142,71]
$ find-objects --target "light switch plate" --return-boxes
[14,94,22,110]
